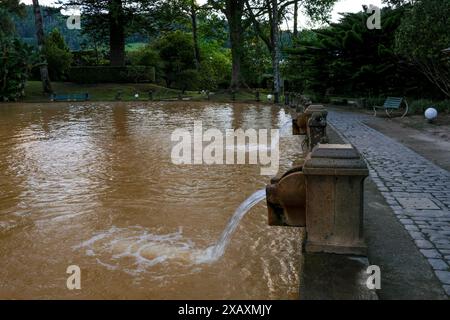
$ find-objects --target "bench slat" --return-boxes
[383,97,403,109]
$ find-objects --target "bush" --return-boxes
[72,50,108,67]
[364,97,386,108]
[409,99,434,114]
[176,69,200,93]
[197,41,231,90]
[153,31,196,88]
[69,66,155,83]
[42,29,73,81]
[0,37,34,101]
[434,101,450,113]
[409,99,450,114]
[127,46,160,67]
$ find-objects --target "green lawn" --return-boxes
[125,42,147,52]
[23,81,186,102]
[21,81,276,104]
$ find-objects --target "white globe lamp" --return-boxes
[424,107,438,122]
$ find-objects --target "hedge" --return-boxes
[69,66,155,84]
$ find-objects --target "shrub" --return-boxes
[364,97,386,108]
[409,99,435,114]
[69,66,155,83]
[409,99,450,114]
[72,50,108,67]
[176,69,200,93]
[153,31,196,88]
[127,46,160,67]
[42,29,73,81]
[197,41,231,90]
[434,101,450,113]
[0,37,34,101]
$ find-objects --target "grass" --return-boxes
[20,81,277,104]
[125,42,147,52]
[23,81,188,102]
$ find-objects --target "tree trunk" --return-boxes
[109,0,125,66]
[271,0,281,102]
[32,0,52,94]
[225,0,245,90]
[191,1,200,69]
[293,0,298,37]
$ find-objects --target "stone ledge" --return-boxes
[299,252,378,300]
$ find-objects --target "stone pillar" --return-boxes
[293,105,327,137]
[307,111,328,151]
[303,144,369,256]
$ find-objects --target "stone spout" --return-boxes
[266,166,306,227]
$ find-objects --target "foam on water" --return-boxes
[77,189,267,271]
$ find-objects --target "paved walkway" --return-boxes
[328,110,450,297]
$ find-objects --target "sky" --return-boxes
[21,0,385,29]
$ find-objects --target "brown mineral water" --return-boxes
[0,102,304,299]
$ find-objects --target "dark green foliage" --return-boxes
[42,29,73,81]
[395,0,450,98]
[409,99,450,114]
[284,7,438,99]
[241,33,271,88]
[0,37,35,101]
[1,0,26,36]
[72,50,109,67]
[0,0,34,101]
[153,30,196,88]
[197,41,231,90]
[69,66,155,83]
[128,46,159,67]
[13,5,86,50]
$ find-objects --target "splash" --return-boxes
[77,189,267,271]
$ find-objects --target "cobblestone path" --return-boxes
[328,110,450,297]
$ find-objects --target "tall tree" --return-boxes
[271,0,281,101]
[188,0,201,68]
[0,0,35,101]
[32,0,52,94]
[64,0,155,66]
[293,0,298,37]
[395,0,450,98]
[109,0,126,66]
[0,0,26,35]
[246,0,336,101]
[209,0,248,90]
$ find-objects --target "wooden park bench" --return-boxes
[51,93,89,102]
[373,97,409,118]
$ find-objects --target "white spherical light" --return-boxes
[425,107,438,121]
[267,94,273,101]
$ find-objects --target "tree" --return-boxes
[0,0,35,101]
[246,0,336,101]
[43,29,73,80]
[154,30,197,88]
[283,7,432,98]
[32,0,52,94]
[0,38,35,101]
[64,0,156,66]
[0,0,26,35]
[209,0,248,90]
[395,0,450,98]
